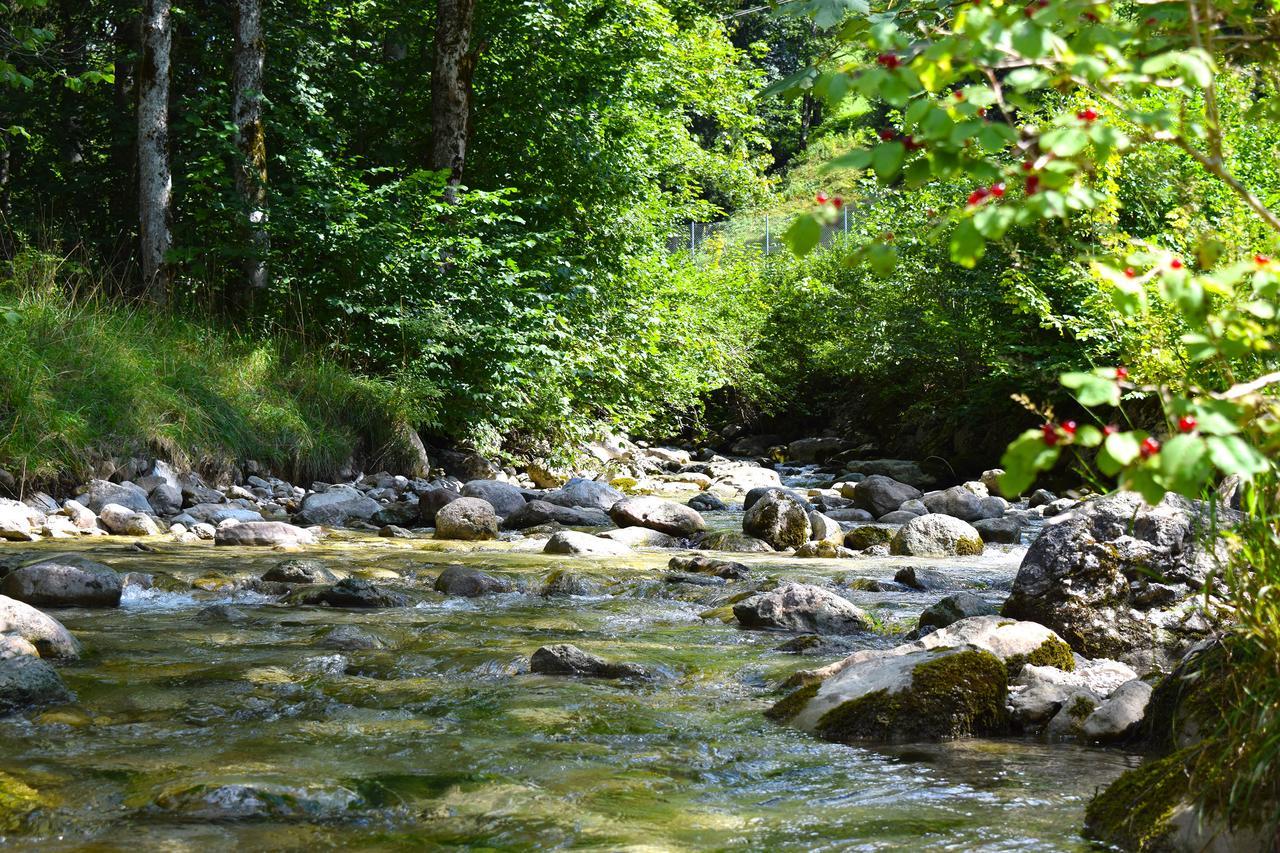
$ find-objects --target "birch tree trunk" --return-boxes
[138,0,173,305]
[232,0,269,310]
[430,0,478,202]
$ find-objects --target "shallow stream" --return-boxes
[1,514,1135,850]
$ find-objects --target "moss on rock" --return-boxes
[1084,750,1192,851]
[0,771,44,832]
[1004,635,1076,679]
[765,682,821,724]
[814,648,1009,742]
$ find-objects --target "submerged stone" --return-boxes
[529,644,650,680]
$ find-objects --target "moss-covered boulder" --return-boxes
[771,645,1009,742]
[844,524,897,551]
[697,530,774,553]
[743,490,811,550]
[0,770,45,832]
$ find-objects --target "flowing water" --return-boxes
[0,515,1135,851]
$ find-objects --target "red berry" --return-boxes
[877,53,901,69]
[1083,11,1099,22]
[1170,258,1183,269]
[990,182,1006,198]
[1077,108,1099,122]
[904,136,925,151]
[977,107,988,118]
[879,128,897,142]
[1021,161,1034,172]
[967,188,990,206]
[1115,366,1128,380]
[1103,424,1120,436]
[1042,423,1059,446]
[832,196,844,210]
[954,90,965,100]
[1255,254,1270,265]
[816,192,829,204]
[1140,436,1161,459]
[1178,416,1197,433]
[1124,267,1137,278]
[1145,16,1157,25]
[1062,420,1078,436]
[1024,175,1040,195]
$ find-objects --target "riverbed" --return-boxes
[0,518,1137,850]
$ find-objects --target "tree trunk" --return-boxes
[110,14,139,277]
[138,0,173,305]
[430,0,478,202]
[232,0,269,311]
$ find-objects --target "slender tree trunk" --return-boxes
[430,0,478,202]
[232,0,268,311]
[138,0,173,305]
[110,14,140,278]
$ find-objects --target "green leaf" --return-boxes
[784,214,823,256]
[825,148,872,171]
[949,218,986,268]
[1060,370,1121,407]
[1104,431,1143,466]
[1154,434,1213,495]
[1041,127,1089,157]
[1206,435,1270,479]
[871,141,906,180]
[999,428,1060,497]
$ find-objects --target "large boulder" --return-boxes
[744,487,812,512]
[597,526,678,548]
[851,475,922,519]
[147,483,184,516]
[973,516,1023,544]
[743,490,811,550]
[844,459,935,489]
[1080,679,1153,742]
[733,583,872,635]
[768,645,1008,742]
[0,596,81,659]
[262,559,337,584]
[184,503,264,525]
[543,531,633,557]
[417,487,462,525]
[0,556,122,607]
[530,644,650,680]
[890,514,984,557]
[434,497,500,541]
[608,497,705,537]
[543,478,625,512]
[0,500,40,542]
[844,524,897,551]
[433,565,513,597]
[922,486,983,522]
[915,592,998,635]
[97,503,161,536]
[288,577,408,608]
[460,480,527,518]
[214,521,318,547]
[1001,491,1231,669]
[75,479,152,514]
[295,485,380,527]
[786,437,847,463]
[808,511,843,545]
[0,654,73,715]
[503,500,609,530]
[698,530,774,553]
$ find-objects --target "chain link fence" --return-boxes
[669,207,854,258]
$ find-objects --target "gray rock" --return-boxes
[215,521,317,547]
[319,625,387,651]
[543,478,625,512]
[75,479,152,514]
[786,436,848,462]
[1002,491,1233,669]
[0,595,81,659]
[371,501,419,527]
[894,566,961,591]
[530,643,651,680]
[734,583,872,635]
[744,486,813,512]
[1029,488,1056,508]
[61,500,98,530]
[597,526,678,548]
[417,487,462,525]
[0,499,40,541]
[843,524,896,551]
[262,560,337,584]
[1042,497,1079,517]
[916,592,998,635]
[897,499,928,517]
[1045,690,1101,738]
[743,491,811,550]
[687,492,726,512]
[0,654,72,715]
[844,459,936,488]
[877,510,919,524]
[975,495,1009,519]
[540,570,600,597]
[98,503,161,536]
[923,486,983,521]
[980,469,1007,497]
[379,525,414,539]
[185,503,264,525]
[824,507,876,523]
[434,497,500,541]
[504,500,610,530]
[543,530,633,557]
[697,530,774,552]
[794,541,854,558]
[852,475,923,518]
[295,485,381,527]
[461,480,527,518]
[147,483,184,516]
[195,604,250,624]
[973,516,1024,544]
[290,577,408,608]
[891,514,984,557]
[608,497,705,537]
[1081,679,1153,742]
[807,511,843,544]
[668,555,749,580]
[433,565,513,596]
[0,556,122,607]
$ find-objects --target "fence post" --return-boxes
[843,205,849,234]
[764,214,770,256]
[690,221,696,253]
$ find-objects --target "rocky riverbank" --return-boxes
[0,434,1255,849]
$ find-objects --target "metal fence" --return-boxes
[670,206,854,258]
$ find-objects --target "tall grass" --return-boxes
[0,248,418,489]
